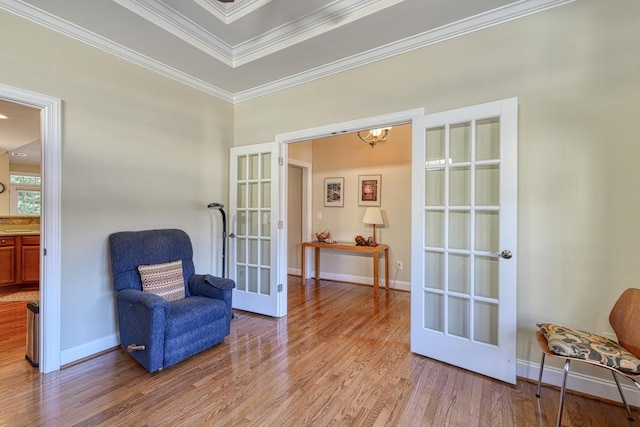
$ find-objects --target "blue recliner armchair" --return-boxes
[108,229,235,372]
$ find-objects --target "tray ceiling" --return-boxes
[0,0,576,102]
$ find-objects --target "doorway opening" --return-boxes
[278,108,424,313]
[0,82,62,373]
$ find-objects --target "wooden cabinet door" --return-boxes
[20,236,40,283]
[0,238,16,285]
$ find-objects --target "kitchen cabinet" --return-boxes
[0,237,16,285]
[19,235,40,284]
[0,235,40,289]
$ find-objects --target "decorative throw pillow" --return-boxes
[138,260,185,302]
[538,323,640,375]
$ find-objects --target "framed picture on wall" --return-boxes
[358,175,381,206]
[324,177,344,207]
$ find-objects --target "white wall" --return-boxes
[0,10,233,356]
[234,0,640,383]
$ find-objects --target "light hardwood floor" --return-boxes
[0,277,635,426]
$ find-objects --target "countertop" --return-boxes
[0,229,40,236]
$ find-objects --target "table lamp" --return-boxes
[362,207,384,246]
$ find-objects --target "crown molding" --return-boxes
[194,0,272,25]
[113,0,404,68]
[113,0,234,66]
[232,0,405,67]
[0,0,235,102]
[0,0,579,104]
[233,0,580,102]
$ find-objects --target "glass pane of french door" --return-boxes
[411,98,518,384]
[235,152,271,295]
[230,142,285,317]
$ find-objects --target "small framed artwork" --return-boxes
[358,175,381,206]
[324,177,344,207]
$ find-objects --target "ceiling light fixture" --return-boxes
[11,152,27,157]
[0,114,8,120]
[357,127,392,148]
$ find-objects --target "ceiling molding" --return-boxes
[0,0,579,104]
[234,0,579,102]
[194,0,272,25]
[113,0,405,68]
[113,0,234,66]
[0,0,235,102]
[232,0,406,66]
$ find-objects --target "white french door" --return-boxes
[410,98,518,384]
[229,142,286,317]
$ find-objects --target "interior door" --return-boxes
[410,98,518,384]
[229,142,286,317]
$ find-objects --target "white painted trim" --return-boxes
[0,0,577,103]
[516,359,640,407]
[287,158,313,283]
[0,0,235,103]
[287,157,312,242]
[289,268,410,293]
[232,0,405,67]
[194,0,272,25]
[276,108,424,144]
[61,334,119,366]
[113,0,234,66]
[0,82,62,374]
[233,0,579,102]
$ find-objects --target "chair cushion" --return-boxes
[165,296,229,339]
[138,260,185,302]
[538,323,640,375]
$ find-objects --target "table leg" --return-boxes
[301,244,307,285]
[384,247,389,292]
[373,251,380,298]
[314,247,320,282]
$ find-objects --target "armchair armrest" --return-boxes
[116,289,170,372]
[118,288,171,311]
[188,274,235,317]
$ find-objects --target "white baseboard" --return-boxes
[61,333,119,366]
[517,358,640,406]
[288,268,410,292]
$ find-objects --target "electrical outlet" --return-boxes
[396,261,403,270]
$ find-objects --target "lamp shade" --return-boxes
[362,207,384,225]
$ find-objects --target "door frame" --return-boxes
[287,159,312,277]
[275,107,424,294]
[0,83,62,373]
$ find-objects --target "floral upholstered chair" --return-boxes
[535,288,640,426]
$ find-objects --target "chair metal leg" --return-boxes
[612,371,635,421]
[557,359,571,427]
[536,352,546,398]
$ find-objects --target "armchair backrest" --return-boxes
[609,288,640,358]
[109,229,196,293]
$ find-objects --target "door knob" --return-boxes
[229,233,236,238]
[491,250,512,259]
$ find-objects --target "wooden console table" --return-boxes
[301,241,390,297]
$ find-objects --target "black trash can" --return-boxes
[25,301,39,367]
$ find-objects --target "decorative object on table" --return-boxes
[358,175,381,206]
[315,230,332,243]
[357,127,392,148]
[355,235,368,246]
[362,207,384,246]
[324,177,344,207]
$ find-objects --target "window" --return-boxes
[10,173,41,216]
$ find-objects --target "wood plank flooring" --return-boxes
[0,277,636,426]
